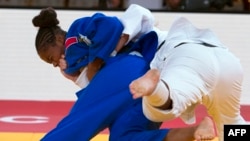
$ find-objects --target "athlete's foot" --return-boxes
[194,117,216,141]
[129,69,160,99]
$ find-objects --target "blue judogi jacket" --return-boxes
[64,13,158,75]
[64,13,124,74]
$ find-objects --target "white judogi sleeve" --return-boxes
[75,67,89,88]
[119,4,155,43]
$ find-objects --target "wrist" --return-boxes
[115,34,129,52]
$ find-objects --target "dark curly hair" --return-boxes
[32,7,66,54]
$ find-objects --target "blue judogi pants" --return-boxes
[41,54,169,141]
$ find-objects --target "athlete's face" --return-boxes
[39,34,65,67]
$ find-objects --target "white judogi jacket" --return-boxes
[142,13,245,141]
[145,17,226,124]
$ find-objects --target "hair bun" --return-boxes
[32,7,59,28]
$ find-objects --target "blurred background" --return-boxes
[0,0,249,12]
[0,4,250,104]
[0,2,249,141]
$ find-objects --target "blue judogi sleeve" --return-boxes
[64,13,124,74]
[40,54,169,141]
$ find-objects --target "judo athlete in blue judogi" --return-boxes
[33,6,215,141]
[39,12,169,141]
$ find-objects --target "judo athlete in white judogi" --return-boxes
[128,5,247,141]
